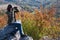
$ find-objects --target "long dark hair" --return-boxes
[7,4,12,12]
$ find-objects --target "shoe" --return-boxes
[21,34,27,37]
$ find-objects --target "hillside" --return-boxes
[0,4,21,11]
[0,0,60,15]
[0,0,57,10]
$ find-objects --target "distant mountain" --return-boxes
[0,0,59,13]
[0,4,21,11]
[0,0,60,17]
[0,0,57,8]
[2,0,56,12]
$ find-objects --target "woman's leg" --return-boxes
[10,23,24,36]
[16,23,24,35]
[15,23,27,37]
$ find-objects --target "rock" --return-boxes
[0,23,33,40]
[43,36,51,40]
[20,36,33,40]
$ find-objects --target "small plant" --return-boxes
[0,6,60,40]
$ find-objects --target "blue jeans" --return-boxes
[9,23,24,35]
[0,23,24,40]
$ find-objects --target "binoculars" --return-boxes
[12,7,19,13]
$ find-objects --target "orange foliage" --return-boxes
[0,6,60,39]
[0,14,7,28]
[0,6,58,29]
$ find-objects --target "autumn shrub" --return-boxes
[0,6,60,40]
[17,7,60,40]
[0,11,7,28]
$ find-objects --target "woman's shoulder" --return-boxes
[6,11,11,14]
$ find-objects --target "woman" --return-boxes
[6,4,26,38]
